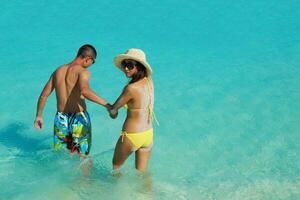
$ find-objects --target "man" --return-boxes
[34,44,109,156]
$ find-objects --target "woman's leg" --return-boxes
[135,147,151,172]
[112,136,135,170]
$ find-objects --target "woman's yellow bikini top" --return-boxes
[124,77,159,126]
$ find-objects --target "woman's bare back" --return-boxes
[123,78,154,132]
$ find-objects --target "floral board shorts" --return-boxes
[53,111,91,155]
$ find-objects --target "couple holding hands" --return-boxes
[34,44,157,172]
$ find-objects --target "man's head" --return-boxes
[77,44,97,67]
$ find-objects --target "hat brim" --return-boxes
[114,54,152,77]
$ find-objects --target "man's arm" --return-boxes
[34,74,55,129]
[79,70,108,107]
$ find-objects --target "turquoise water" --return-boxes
[1,0,300,199]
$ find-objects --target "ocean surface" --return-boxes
[0,1,299,199]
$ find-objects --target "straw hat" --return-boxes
[114,48,152,77]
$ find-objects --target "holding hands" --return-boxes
[106,103,118,119]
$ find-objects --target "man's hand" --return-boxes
[105,103,118,119]
[105,103,113,111]
[109,108,118,119]
[34,116,43,129]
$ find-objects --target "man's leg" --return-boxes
[53,112,69,151]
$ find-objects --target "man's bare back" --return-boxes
[54,64,87,113]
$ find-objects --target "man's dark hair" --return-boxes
[77,44,97,59]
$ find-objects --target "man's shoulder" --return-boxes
[54,64,68,73]
[78,69,90,80]
[79,68,90,75]
[58,64,68,69]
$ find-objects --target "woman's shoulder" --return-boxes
[123,84,136,96]
[127,77,152,91]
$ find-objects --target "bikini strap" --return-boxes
[121,131,127,143]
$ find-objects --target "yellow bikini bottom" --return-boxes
[121,128,153,149]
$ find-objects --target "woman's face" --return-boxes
[121,59,138,78]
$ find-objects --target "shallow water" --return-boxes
[1,0,300,199]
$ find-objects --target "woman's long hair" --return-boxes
[129,61,147,84]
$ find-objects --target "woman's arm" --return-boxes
[109,85,133,118]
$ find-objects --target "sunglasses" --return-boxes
[121,60,136,70]
[86,57,95,64]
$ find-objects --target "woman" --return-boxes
[109,48,158,172]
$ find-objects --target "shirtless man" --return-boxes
[34,44,109,156]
